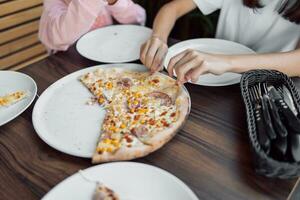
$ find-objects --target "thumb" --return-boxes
[190,66,207,83]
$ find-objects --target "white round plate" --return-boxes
[32,64,190,158]
[164,38,255,86]
[76,25,152,63]
[0,71,37,126]
[42,162,198,200]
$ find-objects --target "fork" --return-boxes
[256,83,277,140]
[262,83,288,160]
[270,85,300,162]
[263,83,288,137]
[249,86,270,154]
[268,85,300,135]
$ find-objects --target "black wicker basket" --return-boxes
[241,70,300,178]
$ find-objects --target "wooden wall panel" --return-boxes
[0,20,40,45]
[0,6,43,30]
[0,0,42,16]
[0,44,47,69]
[10,53,48,71]
[0,33,40,57]
[0,0,47,70]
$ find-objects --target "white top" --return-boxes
[193,0,300,53]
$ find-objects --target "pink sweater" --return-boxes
[39,0,146,51]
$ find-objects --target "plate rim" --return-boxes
[76,24,153,63]
[32,63,191,158]
[0,71,37,126]
[42,161,199,200]
[164,38,256,86]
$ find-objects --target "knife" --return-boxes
[265,94,288,137]
[268,86,300,134]
[261,94,277,139]
[281,86,300,162]
[254,104,271,154]
[283,86,299,116]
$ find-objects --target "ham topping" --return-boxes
[148,91,172,106]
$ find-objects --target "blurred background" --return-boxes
[0,0,219,70]
[136,0,219,40]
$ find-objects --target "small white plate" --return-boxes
[42,162,198,200]
[164,39,255,86]
[76,25,152,63]
[0,71,37,126]
[32,64,190,158]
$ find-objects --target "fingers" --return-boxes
[172,51,197,73]
[150,43,168,72]
[167,49,190,77]
[167,49,208,84]
[106,0,118,5]
[140,37,168,73]
[191,66,208,82]
[185,64,208,83]
[144,38,162,70]
[175,57,203,84]
[140,40,150,66]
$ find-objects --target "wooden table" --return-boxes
[1,44,300,200]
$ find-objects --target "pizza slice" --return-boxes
[80,68,126,106]
[0,91,26,107]
[93,183,119,200]
[80,68,190,163]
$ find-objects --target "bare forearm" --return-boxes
[152,5,177,42]
[151,0,196,43]
[229,49,300,76]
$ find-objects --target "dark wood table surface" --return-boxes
[1,43,300,200]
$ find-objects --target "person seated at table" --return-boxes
[39,0,146,52]
[140,0,300,83]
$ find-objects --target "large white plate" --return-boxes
[42,162,198,200]
[164,38,255,86]
[0,71,37,126]
[32,64,190,158]
[76,25,152,63]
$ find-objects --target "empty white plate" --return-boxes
[76,25,152,63]
[42,162,198,200]
[32,64,190,158]
[164,39,255,86]
[0,71,37,126]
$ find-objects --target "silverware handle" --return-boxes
[268,98,288,137]
[254,106,271,154]
[262,95,277,139]
[275,99,300,134]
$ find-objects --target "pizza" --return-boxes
[93,183,119,200]
[0,91,26,107]
[80,68,190,163]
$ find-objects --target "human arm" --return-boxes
[229,49,300,76]
[167,48,300,84]
[140,0,197,72]
[39,0,103,51]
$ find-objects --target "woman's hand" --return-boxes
[140,36,168,73]
[105,0,118,5]
[167,49,232,84]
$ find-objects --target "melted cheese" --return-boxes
[0,91,26,107]
[81,69,181,154]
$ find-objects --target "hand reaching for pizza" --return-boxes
[140,36,168,73]
[167,49,233,84]
[104,0,118,5]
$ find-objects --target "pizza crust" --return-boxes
[93,183,120,200]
